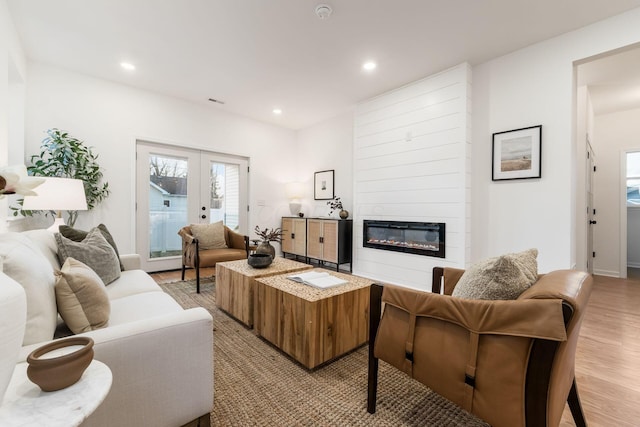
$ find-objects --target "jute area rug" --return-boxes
[159,277,489,427]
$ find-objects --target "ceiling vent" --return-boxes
[314,4,332,20]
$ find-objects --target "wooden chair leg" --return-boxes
[367,284,384,414]
[568,378,587,427]
[196,266,201,293]
[181,264,186,281]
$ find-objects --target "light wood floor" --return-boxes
[151,268,640,426]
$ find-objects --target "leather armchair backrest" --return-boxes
[374,269,592,427]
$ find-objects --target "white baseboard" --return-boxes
[627,262,640,269]
[593,269,621,278]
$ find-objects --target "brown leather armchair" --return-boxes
[368,267,592,427]
[178,225,249,293]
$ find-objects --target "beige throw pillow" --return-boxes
[55,227,121,285]
[451,248,538,300]
[55,257,110,334]
[190,221,227,249]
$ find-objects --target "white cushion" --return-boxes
[105,270,163,300]
[108,292,183,327]
[0,232,57,345]
[22,229,61,270]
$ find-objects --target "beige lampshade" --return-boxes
[23,178,88,211]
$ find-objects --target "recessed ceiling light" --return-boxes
[362,61,377,71]
[314,4,333,20]
[273,108,283,115]
[120,62,136,71]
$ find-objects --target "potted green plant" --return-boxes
[13,129,110,226]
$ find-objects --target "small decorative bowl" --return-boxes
[248,253,273,269]
[27,336,94,392]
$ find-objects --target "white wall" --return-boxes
[472,8,640,273]
[592,107,640,276]
[294,112,354,218]
[22,62,297,254]
[352,64,471,291]
[0,0,27,230]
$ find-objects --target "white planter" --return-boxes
[0,276,26,405]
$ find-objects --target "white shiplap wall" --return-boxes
[353,63,471,291]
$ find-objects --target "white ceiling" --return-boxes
[8,0,640,129]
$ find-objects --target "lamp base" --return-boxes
[289,202,301,216]
[47,217,67,233]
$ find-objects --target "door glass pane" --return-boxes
[209,162,240,230]
[149,154,187,258]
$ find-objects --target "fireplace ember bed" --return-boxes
[363,220,445,258]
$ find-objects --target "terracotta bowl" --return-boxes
[27,336,94,392]
[248,253,273,268]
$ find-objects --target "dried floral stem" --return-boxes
[254,226,283,243]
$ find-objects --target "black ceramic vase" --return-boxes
[255,241,276,258]
[248,253,273,268]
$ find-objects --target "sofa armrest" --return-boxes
[19,308,214,427]
[119,254,141,271]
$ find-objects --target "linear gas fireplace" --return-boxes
[363,220,445,258]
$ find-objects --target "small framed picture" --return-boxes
[492,125,542,181]
[314,170,334,200]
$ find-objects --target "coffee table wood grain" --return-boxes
[215,257,312,327]
[254,269,372,369]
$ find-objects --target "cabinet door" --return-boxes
[307,219,323,260]
[291,219,307,256]
[321,221,338,263]
[281,218,294,254]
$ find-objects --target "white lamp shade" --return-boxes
[285,182,304,200]
[22,178,88,211]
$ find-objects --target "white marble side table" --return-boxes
[0,359,112,427]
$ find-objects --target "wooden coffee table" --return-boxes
[215,257,312,327]
[254,269,371,369]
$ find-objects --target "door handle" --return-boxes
[589,220,597,225]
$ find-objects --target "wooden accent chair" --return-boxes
[178,225,249,293]
[368,267,592,427]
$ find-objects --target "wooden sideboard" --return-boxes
[281,217,352,272]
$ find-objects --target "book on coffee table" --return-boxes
[287,271,347,289]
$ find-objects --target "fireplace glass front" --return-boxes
[363,220,445,258]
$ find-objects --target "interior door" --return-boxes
[136,142,249,272]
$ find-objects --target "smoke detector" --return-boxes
[315,4,333,20]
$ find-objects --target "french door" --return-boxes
[136,142,248,272]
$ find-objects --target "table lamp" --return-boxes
[285,182,303,216]
[22,177,88,232]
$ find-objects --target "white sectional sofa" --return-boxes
[0,229,214,427]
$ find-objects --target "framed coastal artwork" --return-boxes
[314,170,334,200]
[492,125,542,181]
